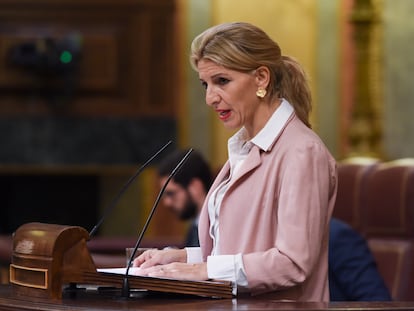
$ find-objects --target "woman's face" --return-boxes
[197,59,263,136]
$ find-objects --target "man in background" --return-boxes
[157,149,212,247]
[329,218,392,301]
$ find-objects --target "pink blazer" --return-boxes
[198,114,337,301]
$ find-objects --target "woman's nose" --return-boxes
[205,86,219,107]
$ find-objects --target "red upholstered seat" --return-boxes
[333,158,379,231]
[360,160,414,300]
[0,235,12,284]
[361,161,414,238]
[368,239,414,300]
[333,158,414,300]
[0,235,12,264]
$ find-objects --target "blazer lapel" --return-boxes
[227,145,262,189]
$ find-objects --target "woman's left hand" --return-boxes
[137,262,208,281]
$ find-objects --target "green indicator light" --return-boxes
[60,51,73,64]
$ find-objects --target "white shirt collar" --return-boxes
[228,98,294,154]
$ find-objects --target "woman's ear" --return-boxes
[254,66,270,89]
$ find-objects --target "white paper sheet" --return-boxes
[97,267,144,276]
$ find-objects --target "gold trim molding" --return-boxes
[347,0,383,158]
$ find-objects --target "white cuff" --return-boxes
[185,247,203,263]
[207,253,247,284]
[207,254,248,295]
[207,255,235,281]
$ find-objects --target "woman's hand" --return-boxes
[133,248,187,268]
[139,262,208,281]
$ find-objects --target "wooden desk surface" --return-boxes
[0,285,414,311]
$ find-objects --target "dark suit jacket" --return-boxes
[329,218,392,301]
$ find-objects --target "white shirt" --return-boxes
[186,99,294,292]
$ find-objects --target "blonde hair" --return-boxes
[190,22,312,128]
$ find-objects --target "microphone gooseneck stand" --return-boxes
[121,148,194,298]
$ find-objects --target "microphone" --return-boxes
[121,148,194,298]
[88,140,172,237]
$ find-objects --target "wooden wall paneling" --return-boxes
[0,1,180,239]
[0,0,177,118]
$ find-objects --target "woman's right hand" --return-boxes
[133,248,187,268]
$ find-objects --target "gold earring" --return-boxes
[256,88,267,98]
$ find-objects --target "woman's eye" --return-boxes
[201,81,208,90]
[218,77,229,85]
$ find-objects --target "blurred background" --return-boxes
[0,0,412,244]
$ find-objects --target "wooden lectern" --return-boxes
[9,223,233,299]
